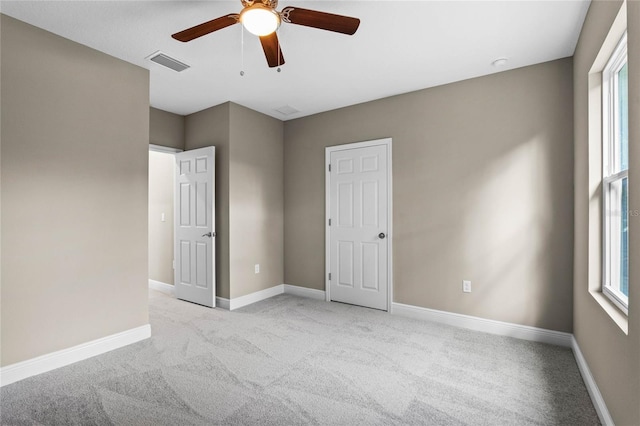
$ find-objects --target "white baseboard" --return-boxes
[283,284,326,300]
[229,284,285,310]
[572,337,614,425]
[223,284,325,311]
[0,324,151,387]
[148,279,175,296]
[216,297,230,310]
[391,302,572,347]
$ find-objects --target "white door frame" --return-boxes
[149,144,183,154]
[325,138,393,312]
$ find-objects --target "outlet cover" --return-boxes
[463,280,471,293]
[254,264,260,274]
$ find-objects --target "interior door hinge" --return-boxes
[328,164,331,172]
[328,218,331,226]
[328,272,332,281]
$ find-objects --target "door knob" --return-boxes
[378,233,386,239]
[202,232,216,238]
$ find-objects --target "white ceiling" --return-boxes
[0,1,590,120]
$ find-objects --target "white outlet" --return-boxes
[254,264,260,274]
[463,280,471,293]
[161,213,165,222]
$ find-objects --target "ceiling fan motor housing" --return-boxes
[241,0,278,9]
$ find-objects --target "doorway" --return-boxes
[148,145,180,295]
[325,138,393,311]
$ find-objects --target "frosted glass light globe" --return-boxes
[240,5,281,36]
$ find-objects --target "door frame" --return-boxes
[149,144,183,155]
[324,138,393,312]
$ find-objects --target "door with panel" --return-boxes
[329,143,389,310]
[174,146,216,307]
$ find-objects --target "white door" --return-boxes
[327,141,391,311]
[174,147,216,308]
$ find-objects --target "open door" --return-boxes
[174,146,216,307]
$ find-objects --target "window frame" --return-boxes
[602,32,629,315]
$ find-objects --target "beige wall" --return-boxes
[149,151,175,285]
[185,103,231,299]
[229,103,284,298]
[0,15,150,366]
[284,58,574,332]
[573,1,640,424]
[150,107,184,150]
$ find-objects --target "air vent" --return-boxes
[274,105,300,116]
[147,51,190,72]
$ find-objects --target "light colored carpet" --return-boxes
[1,289,599,425]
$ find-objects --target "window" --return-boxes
[602,32,629,314]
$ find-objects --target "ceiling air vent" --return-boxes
[275,105,300,116]
[147,51,190,72]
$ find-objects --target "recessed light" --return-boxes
[492,57,509,67]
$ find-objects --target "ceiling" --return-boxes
[0,1,590,120]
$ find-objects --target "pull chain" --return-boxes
[276,26,281,73]
[240,25,245,76]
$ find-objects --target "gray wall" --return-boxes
[0,15,150,366]
[185,103,231,299]
[573,1,640,424]
[284,58,574,332]
[149,151,175,285]
[150,107,184,150]
[229,103,284,299]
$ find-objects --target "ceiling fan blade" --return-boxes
[259,33,285,68]
[281,7,360,35]
[172,14,239,42]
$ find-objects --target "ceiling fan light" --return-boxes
[240,5,280,36]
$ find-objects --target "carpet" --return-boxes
[0,289,599,425]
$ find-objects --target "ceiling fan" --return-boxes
[171,0,361,68]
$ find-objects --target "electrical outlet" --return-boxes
[463,280,471,293]
[161,213,165,222]
[254,264,260,274]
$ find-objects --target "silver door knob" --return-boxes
[378,233,386,239]
[202,232,216,238]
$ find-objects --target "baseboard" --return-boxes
[226,283,327,311]
[391,302,572,347]
[224,284,325,311]
[571,337,614,425]
[229,284,285,310]
[148,279,175,296]
[283,284,326,300]
[0,324,151,387]
[216,297,230,310]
